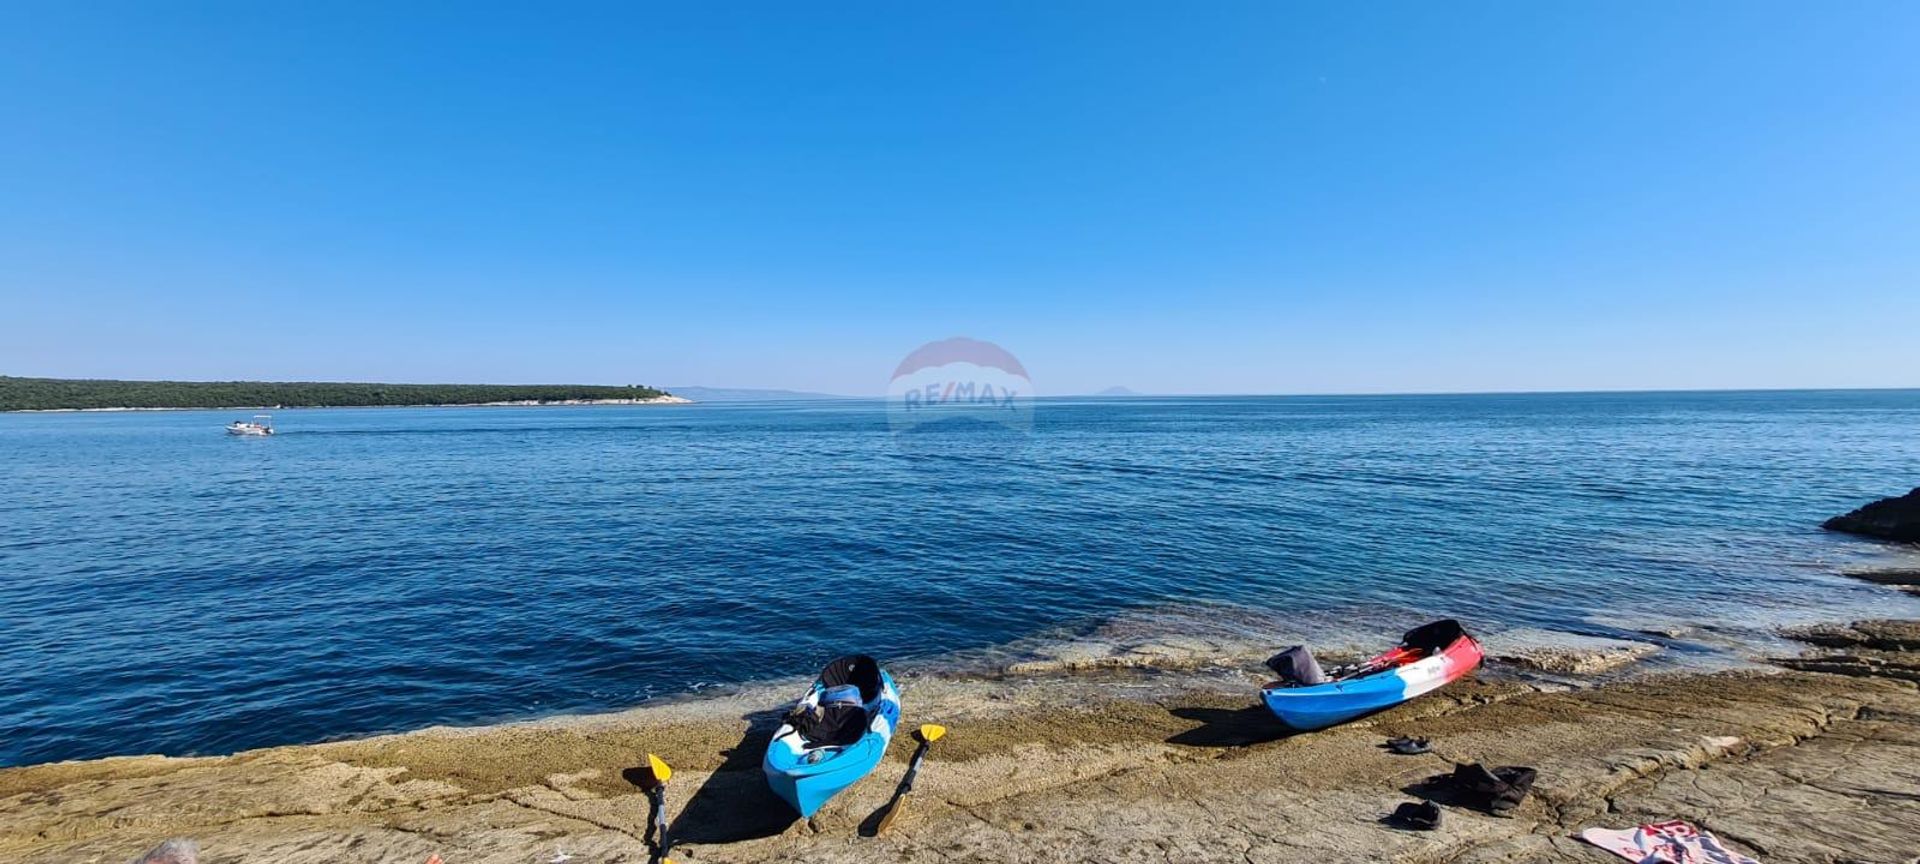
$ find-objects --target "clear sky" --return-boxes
[3,2,1917,396]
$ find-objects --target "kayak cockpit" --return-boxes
[1266,619,1472,688]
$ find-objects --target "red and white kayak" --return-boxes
[1261,619,1483,731]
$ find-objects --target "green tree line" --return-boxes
[0,376,672,411]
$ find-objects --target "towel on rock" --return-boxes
[1578,820,1759,864]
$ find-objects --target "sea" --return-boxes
[4,391,1918,767]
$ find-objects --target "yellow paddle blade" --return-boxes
[917,723,947,743]
[647,753,672,784]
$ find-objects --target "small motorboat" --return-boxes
[763,654,901,818]
[226,414,274,436]
[1260,619,1483,731]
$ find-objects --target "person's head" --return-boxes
[130,838,198,864]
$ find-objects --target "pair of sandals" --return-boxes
[1383,736,1432,755]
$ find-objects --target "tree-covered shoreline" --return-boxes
[0,376,672,411]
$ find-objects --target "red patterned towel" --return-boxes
[1578,821,1759,864]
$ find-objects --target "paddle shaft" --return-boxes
[898,739,932,793]
[648,787,673,862]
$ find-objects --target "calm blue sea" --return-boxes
[4,391,1919,767]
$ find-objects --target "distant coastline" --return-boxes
[0,376,688,412]
[13,397,691,413]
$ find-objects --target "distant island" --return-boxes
[0,376,685,412]
[1093,386,1142,397]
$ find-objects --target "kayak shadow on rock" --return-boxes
[1164,704,1296,748]
[663,709,799,844]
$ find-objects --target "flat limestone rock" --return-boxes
[24,664,1915,864]
[11,622,1920,864]
[1777,618,1920,682]
[1000,634,1263,675]
[1444,691,1920,864]
[1783,618,1920,651]
[1773,650,1920,683]
[1482,628,1663,675]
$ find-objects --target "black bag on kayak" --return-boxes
[1265,645,1328,687]
[784,702,868,747]
[786,654,883,747]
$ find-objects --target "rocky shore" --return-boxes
[6,622,1918,864]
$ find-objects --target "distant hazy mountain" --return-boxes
[666,386,850,402]
[1092,386,1143,397]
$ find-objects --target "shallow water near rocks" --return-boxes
[4,390,1919,766]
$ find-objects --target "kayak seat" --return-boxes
[819,654,885,704]
[1400,619,1467,653]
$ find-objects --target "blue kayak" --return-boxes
[1261,620,1484,731]
[763,655,901,818]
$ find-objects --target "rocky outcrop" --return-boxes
[1840,567,1920,594]
[1822,487,1920,542]
[1776,619,1920,682]
[1784,618,1920,652]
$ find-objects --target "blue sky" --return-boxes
[3,2,1916,395]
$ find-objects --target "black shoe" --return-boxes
[1487,766,1536,816]
[1448,762,1537,816]
[1389,800,1442,831]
